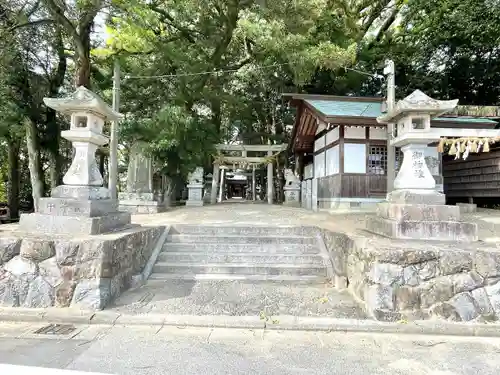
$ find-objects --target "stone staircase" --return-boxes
[149,225,331,284]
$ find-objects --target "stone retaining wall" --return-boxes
[0,226,163,310]
[320,228,500,322]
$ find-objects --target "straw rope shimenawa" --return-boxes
[437,136,500,160]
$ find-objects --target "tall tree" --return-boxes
[42,0,104,87]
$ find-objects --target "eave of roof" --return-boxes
[285,93,498,126]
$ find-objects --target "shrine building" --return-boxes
[284,93,499,210]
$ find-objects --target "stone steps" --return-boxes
[149,225,329,285]
[162,243,320,254]
[152,262,328,276]
[156,252,325,264]
[167,234,316,245]
[170,224,317,236]
[148,273,328,284]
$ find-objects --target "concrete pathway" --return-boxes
[131,203,500,242]
[110,280,366,319]
[1,322,500,374]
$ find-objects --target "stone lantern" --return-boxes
[366,90,477,241]
[283,169,301,207]
[19,86,131,235]
[186,167,204,206]
[383,90,458,193]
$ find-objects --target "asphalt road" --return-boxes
[0,322,499,375]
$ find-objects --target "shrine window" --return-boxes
[368,145,387,175]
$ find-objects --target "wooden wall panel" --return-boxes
[317,174,341,199]
[443,147,500,198]
[369,175,387,196]
[341,174,368,197]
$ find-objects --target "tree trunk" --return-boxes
[76,52,91,88]
[162,175,175,208]
[25,119,44,212]
[99,152,106,180]
[76,25,92,87]
[7,139,20,219]
[47,30,66,189]
[275,158,284,204]
[48,150,61,189]
[46,108,62,189]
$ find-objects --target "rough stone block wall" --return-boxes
[320,228,500,322]
[0,226,163,310]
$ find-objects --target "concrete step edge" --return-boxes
[167,234,316,239]
[158,252,324,258]
[148,274,327,281]
[154,262,326,269]
[162,243,318,249]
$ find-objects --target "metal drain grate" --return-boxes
[34,324,76,335]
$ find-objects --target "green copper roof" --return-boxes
[432,117,497,124]
[305,99,382,118]
[305,99,498,124]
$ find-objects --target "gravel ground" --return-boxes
[110,280,366,319]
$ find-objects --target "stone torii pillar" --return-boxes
[210,163,220,204]
[267,150,274,204]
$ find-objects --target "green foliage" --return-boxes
[3,0,500,209]
[120,105,217,179]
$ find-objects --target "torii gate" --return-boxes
[210,144,288,204]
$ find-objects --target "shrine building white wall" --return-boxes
[344,126,365,139]
[325,145,339,175]
[304,163,314,179]
[343,143,366,174]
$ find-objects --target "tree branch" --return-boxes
[225,37,254,70]
[366,0,403,49]
[8,18,54,32]
[359,0,392,39]
[41,0,84,56]
[50,29,67,94]
[149,5,197,43]
[79,0,104,30]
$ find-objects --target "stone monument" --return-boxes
[185,167,204,207]
[366,90,477,241]
[203,173,213,203]
[118,142,165,214]
[283,169,301,207]
[19,86,131,235]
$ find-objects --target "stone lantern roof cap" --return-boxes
[377,89,459,124]
[43,86,123,121]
